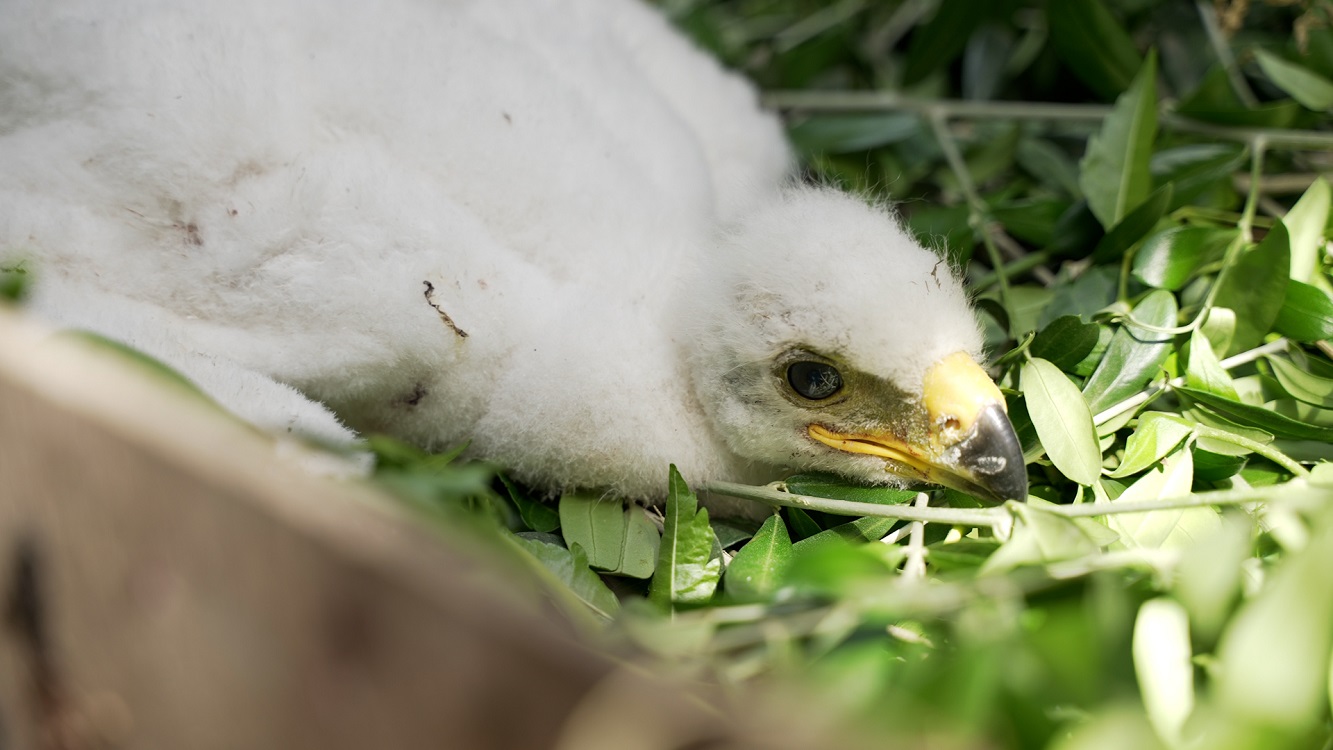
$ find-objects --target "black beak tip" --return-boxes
[958,404,1029,502]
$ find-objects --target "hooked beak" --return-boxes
[808,352,1028,502]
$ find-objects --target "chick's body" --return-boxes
[0,0,999,506]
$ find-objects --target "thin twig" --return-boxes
[1046,483,1318,517]
[764,91,1333,149]
[704,481,1006,528]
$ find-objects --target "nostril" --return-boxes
[943,417,961,431]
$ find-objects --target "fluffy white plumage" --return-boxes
[0,0,1015,508]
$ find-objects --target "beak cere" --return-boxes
[807,352,1029,503]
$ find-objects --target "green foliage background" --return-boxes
[375,1,1333,748]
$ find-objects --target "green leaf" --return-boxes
[1047,0,1143,100]
[982,500,1103,573]
[791,514,903,558]
[1215,507,1333,731]
[1030,315,1102,371]
[962,23,1014,101]
[1285,177,1331,284]
[1022,358,1102,485]
[992,197,1071,248]
[1016,138,1083,198]
[783,473,919,505]
[1254,49,1333,111]
[787,113,921,155]
[1267,355,1333,409]
[501,475,559,533]
[559,491,627,571]
[649,466,722,608]
[1132,227,1235,291]
[559,492,659,578]
[0,261,29,302]
[1185,327,1238,400]
[903,0,991,86]
[1173,515,1252,643]
[1133,598,1194,747]
[1082,289,1178,415]
[1080,50,1157,229]
[1176,385,1333,441]
[1091,182,1173,262]
[1177,65,1303,128]
[617,505,662,578]
[723,515,793,601]
[1110,448,1217,550]
[512,536,620,619]
[711,520,757,550]
[784,507,823,541]
[1150,144,1247,211]
[1213,222,1292,354]
[1275,282,1333,346]
[1110,412,1194,478]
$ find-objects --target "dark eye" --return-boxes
[786,360,843,400]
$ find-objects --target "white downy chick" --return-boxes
[0,0,1026,510]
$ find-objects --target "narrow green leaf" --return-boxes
[784,507,823,541]
[1079,50,1158,228]
[792,516,901,557]
[1286,177,1331,284]
[1132,227,1235,291]
[1134,598,1195,747]
[1186,328,1238,399]
[1213,222,1292,354]
[1176,385,1333,440]
[513,536,620,618]
[649,466,722,608]
[711,520,758,550]
[1017,138,1084,198]
[1110,412,1194,478]
[1082,290,1178,414]
[1151,144,1247,211]
[1254,49,1333,111]
[1276,280,1333,343]
[784,473,919,505]
[1268,355,1333,409]
[787,113,921,155]
[501,475,559,533]
[724,515,794,601]
[903,0,990,85]
[1030,315,1102,371]
[1022,358,1102,485]
[1177,65,1303,127]
[1047,0,1144,99]
[1091,182,1173,262]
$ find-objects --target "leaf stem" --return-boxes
[1041,483,1312,517]
[704,481,1007,528]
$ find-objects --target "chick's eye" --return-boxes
[786,360,843,400]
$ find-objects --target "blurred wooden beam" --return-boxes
[0,311,783,750]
